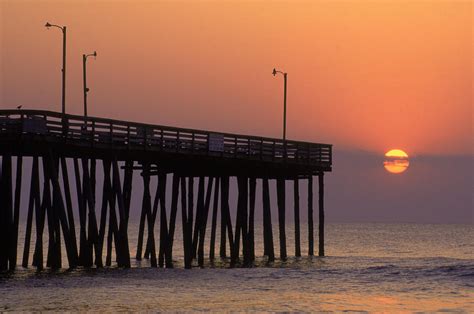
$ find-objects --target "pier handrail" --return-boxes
[0,109,332,166]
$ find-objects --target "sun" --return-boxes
[384,149,409,174]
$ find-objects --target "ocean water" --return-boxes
[1,223,473,312]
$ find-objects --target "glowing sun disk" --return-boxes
[384,149,409,174]
[385,149,409,158]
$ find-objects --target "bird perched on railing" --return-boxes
[17,105,22,110]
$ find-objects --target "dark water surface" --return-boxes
[1,223,473,311]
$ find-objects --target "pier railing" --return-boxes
[0,109,332,166]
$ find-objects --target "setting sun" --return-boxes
[384,149,409,174]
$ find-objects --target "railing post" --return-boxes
[272,141,276,161]
[177,131,180,153]
[234,136,237,157]
[160,129,164,150]
[109,122,113,144]
[247,138,250,157]
[91,121,96,146]
[127,125,130,149]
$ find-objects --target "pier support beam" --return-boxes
[220,176,233,259]
[22,157,40,268]
[294,178,301,257]
[198,177,213,267]
[158,173,168,268]
[276,178,287,260]
[262,178,274,261]
[209,177,220,260]
[308,175,314,256]
[10,156,22,270]
[318,173,325,257]
[248,177,256,263]
[0,155,12,271]
[167,173,180,267]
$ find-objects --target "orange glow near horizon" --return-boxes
[1,1,471,156]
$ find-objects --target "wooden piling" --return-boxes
[112,159,131,268]
[276,178,287,260]
[48,152,79,268]
[198,177,213,267]
[103,159,120,267]
[73,158,88,266]
[158,173,168,267]
[262,178,274,261]
[192,176,205,260]
[294,178,301,257]
[60,157,78,260]
[318,173,325,257]
[232,177,244,265]
[144,172,160,259]
[308,175,314,256]
[239,177,249,266]
[248,177,256,262]
[22,157,39,268]
[10,156,22,270]
[136,163,149,260]
[82,158,100,267]
[43,157,59,269]
[209,177,220,260]
[0,155,12,270]
[220,176,233,259]
[143,163,157,266]
[180,176,191,269]
[167,173,180,267]
[219,176,227,258]
[185,176,194,267]
[32,157,48,269]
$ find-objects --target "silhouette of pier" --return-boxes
[0,109,332,270]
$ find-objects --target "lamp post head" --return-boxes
[93,51,97,57]
[45,22,51,28]
[272,68,277,76]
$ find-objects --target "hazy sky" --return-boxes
[1,1,472,223]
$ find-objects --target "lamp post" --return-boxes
[272,68,287,141]
[83,51,97,120]
[45,22,67,116]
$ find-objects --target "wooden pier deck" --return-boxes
[0,109,332,270]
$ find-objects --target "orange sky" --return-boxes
[1,0,472,155]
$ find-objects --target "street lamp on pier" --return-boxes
[83,51,97,120]
[272,68,288,141]
[45,22,67,117]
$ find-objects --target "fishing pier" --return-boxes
[0,109,332,270]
